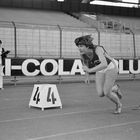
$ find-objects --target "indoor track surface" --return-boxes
[0,80,140,140]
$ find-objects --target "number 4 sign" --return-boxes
[29,84,62,111]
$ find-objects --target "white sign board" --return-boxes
[29,84,62,111]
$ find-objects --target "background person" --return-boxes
[0,40,10,90]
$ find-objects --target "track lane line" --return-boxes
[28,120,140,140]
[0,105,137,123]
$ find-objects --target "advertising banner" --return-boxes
[3,58,140,76]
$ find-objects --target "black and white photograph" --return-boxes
[0,0,140,139]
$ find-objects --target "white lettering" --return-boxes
[58,59,70,75]
[5,59,11,76]
[129,60,140,74]
[40,59,58,76]
[119,60,129,74]
[22,59,40,76]
[71,59,85,75]
[5,58,140,76]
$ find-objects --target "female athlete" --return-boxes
[75,35,122,114]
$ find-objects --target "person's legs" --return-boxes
[0,65,3,89]
[103,68,122,114]
[95,72,105,97]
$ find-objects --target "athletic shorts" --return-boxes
[98,59,118,73]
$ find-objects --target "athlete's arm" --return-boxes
[80,54,90,84]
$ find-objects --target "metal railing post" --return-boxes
[11,21,17,58]
[129,28,136,80]
[57,25,63,83]
[11,21,17,85]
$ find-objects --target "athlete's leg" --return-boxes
[111,59,122,99]
[95,72,105,97]
[103,68,122,114]
[112,84,122,99]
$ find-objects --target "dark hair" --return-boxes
[0,40,2,44]
[74,35,94,49]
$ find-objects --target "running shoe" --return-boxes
[114,103,122,114]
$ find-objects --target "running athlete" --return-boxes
[75,35,122,114]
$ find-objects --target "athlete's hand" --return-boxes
[83,65,90,73]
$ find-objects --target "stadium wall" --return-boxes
[0,21,137,59]
[1,21,140,84]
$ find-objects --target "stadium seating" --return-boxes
[0,8,90,27]
[0,7,92,58]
